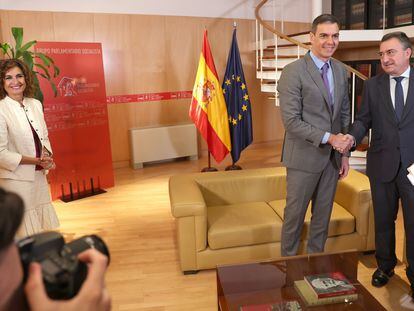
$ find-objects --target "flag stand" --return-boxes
[225,162,242,171]
[201,152,218,172]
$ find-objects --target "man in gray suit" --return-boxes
[277,14,352,256]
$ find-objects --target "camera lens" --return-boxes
[61,235,110,264]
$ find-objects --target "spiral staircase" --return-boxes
[254,0,368,106]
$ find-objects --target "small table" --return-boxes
[217,250,385,310]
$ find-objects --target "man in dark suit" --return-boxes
[348,31,414,296]
[277,14,352,256]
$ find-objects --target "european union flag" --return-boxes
[222,29,253,163]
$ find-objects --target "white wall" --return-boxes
[0,0,312,23]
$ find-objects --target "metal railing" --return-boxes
[254,0,368,108]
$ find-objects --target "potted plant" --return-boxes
[0,27,60,102]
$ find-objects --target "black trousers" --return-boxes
[369,163,414,285]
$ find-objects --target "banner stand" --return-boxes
[60,176,106,202]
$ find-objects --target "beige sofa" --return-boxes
[169,167,374,274]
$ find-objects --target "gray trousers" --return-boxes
[281,157,339,256]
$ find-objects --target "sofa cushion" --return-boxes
[207,202,283,250]
[268,200,355,238]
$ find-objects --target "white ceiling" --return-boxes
[0,0,313,23]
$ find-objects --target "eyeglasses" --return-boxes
[377,49,399,58]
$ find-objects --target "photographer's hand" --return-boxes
[25,249,111,311]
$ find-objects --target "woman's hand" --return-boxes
[20,155,56,169]
[39,156,56,170]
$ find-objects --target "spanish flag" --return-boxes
[189,30,231,163]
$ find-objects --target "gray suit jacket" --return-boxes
[277,52,350,173]
[349,69,414,182]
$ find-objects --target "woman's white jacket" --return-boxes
[0,96,52,181]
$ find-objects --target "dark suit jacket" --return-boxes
[277,52,350,173]
[349,68,414,182]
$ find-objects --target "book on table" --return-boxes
[294,280,358,307]
[303,271,357,298]
[294,271,358,307]
[239,300,302,311]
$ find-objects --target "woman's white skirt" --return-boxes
[0,171,60,236]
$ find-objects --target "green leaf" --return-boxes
[36,88,44,104]
[34,52,51,66]
[20,40,37,52]
[53,64,60,77]
[50,82,58,97]
[11,27,23,50]
[33,73,40,86]
[43,53,55,64]
[0,43,12,57]
[15,49,22,59]
[34,63,51,79]
[35,53,60,78]
[32,74,44,104]
[22,51,34,70]
[0,43,7,53]
[33,71,49,80]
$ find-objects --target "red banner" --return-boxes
[35,42,114,201]
[106,90,192,104]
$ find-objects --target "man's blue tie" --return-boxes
[393,76,404,121]
[321,63,333,112]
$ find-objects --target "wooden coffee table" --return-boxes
[217,250,385,310]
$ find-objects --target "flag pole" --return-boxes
[201,152,218,172]
[222,23,253,172]
[225,23,240,172]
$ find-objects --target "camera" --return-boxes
[17,231,110,300]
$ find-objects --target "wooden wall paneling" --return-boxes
[100,14,169,165]
[335,46,379,61]
[93,13,134,96]
[93,13,134,166]
[4,11,55,42]
[281,21,311,35]
[130,14,168,93]
[0,11,8,49]
[164,15,200,91]
[107,103,136,167]
[161,16,199,128]
[52,12,95,42]
[128,15,169,163]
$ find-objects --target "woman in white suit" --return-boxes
[0,59,59,236]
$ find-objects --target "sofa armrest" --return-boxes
[335,169,374,249]
[169,175,207,217]
[169,174,208,271]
